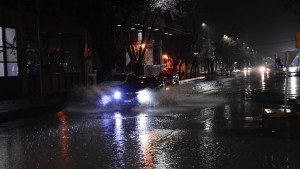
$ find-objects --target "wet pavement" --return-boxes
[1,68,300,169]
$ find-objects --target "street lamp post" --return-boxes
[202,22,214,72]
[202,22,210,58]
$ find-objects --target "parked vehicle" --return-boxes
[137,75,164,89]
[159,70,179,85]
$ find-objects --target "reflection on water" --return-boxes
[261,72,266,91]
[204,119,212,131]
[290,76,297,95]
[260,71,270,92]
[137,114,154,168]
[56,111,70,169]
[113,112,125,168]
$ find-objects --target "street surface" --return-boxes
[1,68,300,169]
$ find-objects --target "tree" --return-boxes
[113,0,174,75]
[215,34,259,70]
[58,0,204,77]
[166,0,205,77]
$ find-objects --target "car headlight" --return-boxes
[113,91,122,100]
[260,66,266,72]
[137,89,153,104]
[100,95,112,105]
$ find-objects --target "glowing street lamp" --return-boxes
[163,54,168,64]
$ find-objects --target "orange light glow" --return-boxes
[141,43,146,49]
[56,111,70,168]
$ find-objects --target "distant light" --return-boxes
[169,34,173,36]
[164,32,169,35]
[131,28,136,30]
[117,24,122,27]
[202,23,206,27]
[138,29,142,32]
[135,23,141,26]
[154,28,159,31]
[147,27,151,30]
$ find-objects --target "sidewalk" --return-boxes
[0,92,67,122]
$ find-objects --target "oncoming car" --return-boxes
[98,73,157,107]
[259,64,271,73]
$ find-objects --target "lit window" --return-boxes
[0,27,18,77]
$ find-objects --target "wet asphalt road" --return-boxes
[1,68,300,169]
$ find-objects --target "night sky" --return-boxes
[201,0,300,57]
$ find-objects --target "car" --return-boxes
[159,70,179,85]
[99,73,141,106]
[98,73,153,107]
[243,66,252,71]
[259,64,270,73]
[137,75,164,90]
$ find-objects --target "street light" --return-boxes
[202,23,211,58]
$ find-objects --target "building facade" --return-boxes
[0,1,86,99]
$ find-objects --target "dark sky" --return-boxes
[201,0,300,57]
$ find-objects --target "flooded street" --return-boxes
[1,69,300,169]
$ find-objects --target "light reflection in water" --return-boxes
[113,112,124,166]
[224,104,230,120]
[137,114,148,149]
[137,114,154,168]
[261,72,265,91]
[243,69,252,96]
[56,111,70,169]
[290,76,297,95]
[205,120,212,131]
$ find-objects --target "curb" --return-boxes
[179,76,205,84]
[0,101,66,123]
[263,106,300,118]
